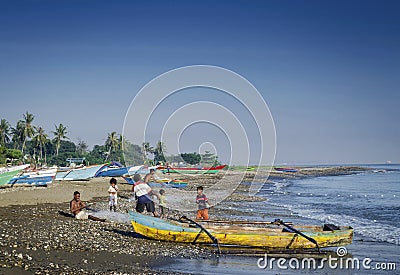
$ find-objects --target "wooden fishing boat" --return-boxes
[158,164,227,174]
[9,168,57,187]
[0,164,30,173]
[0,170,23,186]
[95,162,143,177]
[0,164,30,187]
[55,165,104,181]
[274,167,299,173]
[9,174,54,187]
[129,211,353,250]
[165,179,188,188]
[123,177,188,188]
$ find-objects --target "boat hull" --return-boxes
[0,170,22,186]
[95,165,143,177]
[159,168,221,174]
[129,212,353,249]
[55,165,103,181]
[158,165,227,174]
[9,175,54,186]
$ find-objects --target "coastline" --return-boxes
[0,166,374,274]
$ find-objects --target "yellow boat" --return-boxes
[129,212,353,250]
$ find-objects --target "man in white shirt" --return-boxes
[132,174,159,217]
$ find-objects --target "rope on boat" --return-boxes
[179,216,221,254]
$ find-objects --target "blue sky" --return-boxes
[0,0,399,164]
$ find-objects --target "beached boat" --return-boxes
[94,162,143,177]
[129,212,353,250]
[9,174,54,187]
[8,168,57,187]
[158,165,227,174]
[0,164,30,187]
[148,179,188,188]
[164,179,188,188]
[55,165,104,181]
[0,164,30,173]
[274,167,299,173]
[123,176,188,188]
[0,170,24,186]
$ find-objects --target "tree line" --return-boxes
[0,112,143,166]
[0,112,220,167]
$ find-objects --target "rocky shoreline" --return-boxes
[0,166,370,274]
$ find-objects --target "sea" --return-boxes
[156,164,400,274]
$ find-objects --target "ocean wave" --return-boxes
[269,202,400,245]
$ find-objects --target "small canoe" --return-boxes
[123,177,188,188]
[158,165,227,174]
[0,170,23,186]
[55,165,103,181]
[166,179,188,188]
[8,168,56,187]
[274,167,299,173]
[95,163,143,177]
[9,175,54,187]
[129,212,353,250]
[0,164,30,173]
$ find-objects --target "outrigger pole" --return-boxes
[179,216,221,254]
[274,219,320,253]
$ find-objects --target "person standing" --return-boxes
[108,178,118,212]
[133,174,159,217]
[196,186,210,220]
[158,189,167,217]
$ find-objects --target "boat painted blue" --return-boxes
[9,175,54,186]
[95,162,144,177]
[274,167,299,173]
[123,177,188,188]
[56,165,104,181]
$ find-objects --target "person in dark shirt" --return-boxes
[196,186,210,220]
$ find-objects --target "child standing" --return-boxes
[196,186,210,220]
[158,189,167,217]
[108,178,118,212]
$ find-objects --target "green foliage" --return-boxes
[200,151,220,166]
[0,148,23,164]
[180,152,201,165]
[84,145,107,165]
[0,119,11,146]
[2,114,222,167]
[47,152,80,167]
[58,140,76,154]
[153,141,166,164]
[165,154,184,164]
[122,141,143,165]
[0,146,5,164]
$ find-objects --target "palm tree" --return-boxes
[76,138,88,155]
[154,141,166,163]
[118,134,125,151]
[32,126,48,165]
[142,142,153,164]
[21,112,35,155]
[11,120,25,150]
[52,123,68,156]
[0,119,11,146]
[105,132,119,161]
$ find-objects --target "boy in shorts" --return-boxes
[196,186,210,220]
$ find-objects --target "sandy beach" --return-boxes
[0,166,371,274]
